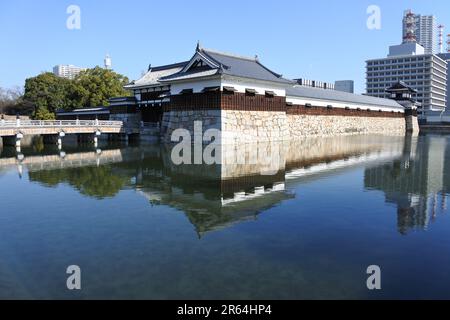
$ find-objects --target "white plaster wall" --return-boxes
[221,76,286,97]
[171,79,222,94]
[286,96,405,113]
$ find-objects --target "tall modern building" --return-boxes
[53,65,87,79]
[437,52,450,111]
[334,80,354,93]
[403,10,438,54]
[366,42,447,113]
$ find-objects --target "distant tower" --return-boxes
[403,10,417,43]
[104,54,112,70]
[438,25,445,53]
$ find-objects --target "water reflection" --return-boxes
[1,134,449,235]
[364,134,450,234]
[3,134,450,299]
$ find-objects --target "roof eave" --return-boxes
[222,73,295,86]
[158,73,222,84]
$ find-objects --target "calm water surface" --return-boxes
[0,134,449,299]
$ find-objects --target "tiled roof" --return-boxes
[286,86,403,109]
[386,81,417,93]
[159,46,294,85]
[125,61,189,88]
[202,49,293,84]
[159,69,220,82]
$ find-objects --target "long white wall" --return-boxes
[221,76,286,97]
[286,96,404,113]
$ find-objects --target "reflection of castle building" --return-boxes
[364,135,448,234]
[4,135,422,236]
[133,136,405,235]
[137,175,292,237]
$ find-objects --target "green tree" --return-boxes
[24,73,72,118]
[29,165,129,199]
[34,106,56,120]
[23,68,131,119]
[71,67,130,108]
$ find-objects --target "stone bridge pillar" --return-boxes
[77,131,102,147]
[43,133,65,149]
[2,133,24,152]
[57,132,65,150]
[43,134,56,144]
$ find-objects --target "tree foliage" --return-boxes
[71,67,130,108]
[23,73,71,117]
[28,165,129,199]
[23,67,130,119]
[34,106,56,120]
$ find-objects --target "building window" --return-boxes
[245,88,257,96]
[223,86,237,94]
[180,89,193,95]
[265,90,276,98]
[202,86,220,92]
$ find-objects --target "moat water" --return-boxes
[0,134,449,299]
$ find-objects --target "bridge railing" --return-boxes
[0,119,123,128]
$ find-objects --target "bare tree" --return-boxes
[0,86,30,115]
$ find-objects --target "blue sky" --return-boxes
[1,0,449,93]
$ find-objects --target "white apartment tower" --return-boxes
[403,10,438,54]
[53,65,87,79]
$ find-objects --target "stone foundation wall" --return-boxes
[110,113,141,128]
[161,110,408,143]
[160,91,412,143]
[405,114,420,135]
[287,114,406,138]
[221,110,289,143]
[161,110,221,142]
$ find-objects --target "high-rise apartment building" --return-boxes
[403,10,438,54]
[53,65,87,79]
[334,80,354,94]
